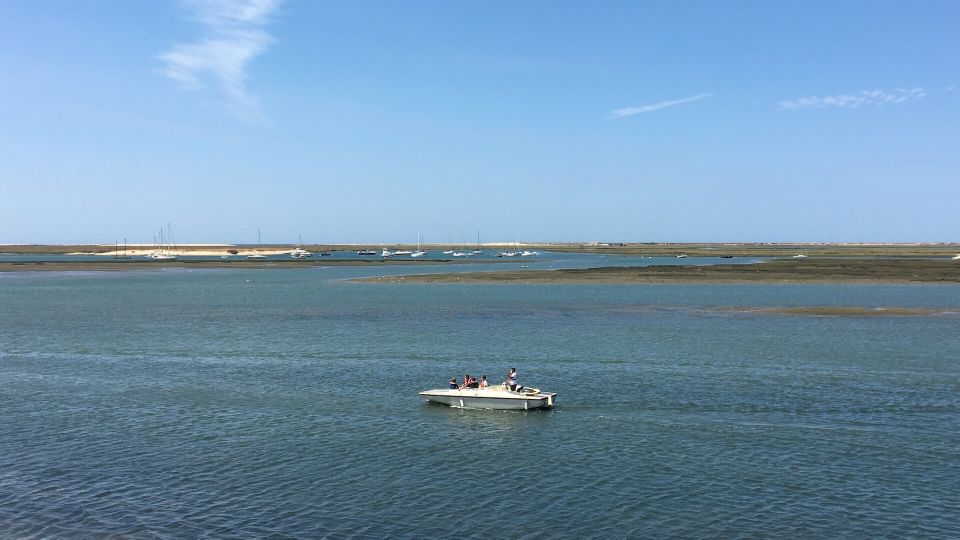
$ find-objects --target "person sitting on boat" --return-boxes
[478,375,488,388]
[449,377,459,389]
[507,368,522,392]
[461,374,479,389]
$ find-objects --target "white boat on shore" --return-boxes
[419,384,557,410]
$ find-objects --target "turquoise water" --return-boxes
[1,264,959,537]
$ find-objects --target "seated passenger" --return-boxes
[478,375,488,388]
[449,377,459,389]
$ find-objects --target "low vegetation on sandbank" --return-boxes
[358,258,960,284]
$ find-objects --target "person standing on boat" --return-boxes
[507,368,520,392]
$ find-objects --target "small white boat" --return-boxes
[452,251,469,257]
[381,248,395,258]
[248,228,267,259]
[393,250,413,256]
[419,384,557,410]
[952,254,960,261]
[290,235,312,258]
[792,254,808,259]
[521,250,539,257]
[410,230,427,257]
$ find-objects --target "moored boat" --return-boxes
[418,384,557,410]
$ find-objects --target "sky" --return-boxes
[1,0,958,244]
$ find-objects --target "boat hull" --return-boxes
[418,388,557,410]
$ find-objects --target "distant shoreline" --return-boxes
[4,242,960,258]
[0,259,504,273]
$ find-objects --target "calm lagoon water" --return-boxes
[1,261,958,537]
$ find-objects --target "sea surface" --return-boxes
[1,258,959,538]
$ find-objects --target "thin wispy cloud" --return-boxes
[779,88,926,110]
[159,0,281,121]
[609,92,715,119]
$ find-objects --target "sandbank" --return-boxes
[354,258,960,285]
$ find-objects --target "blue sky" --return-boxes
[1,0,958,244]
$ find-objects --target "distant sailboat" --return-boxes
[411,230,427,258]
[113,238,133,259]
[470,231,483,255]
[147,226,178,260]
[498,237,522,257]
[248,228,267,259]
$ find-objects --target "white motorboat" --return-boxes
[952,254,960,261]
[419,384,557,410]
[792,254,808,259]
[290,235,312,258]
